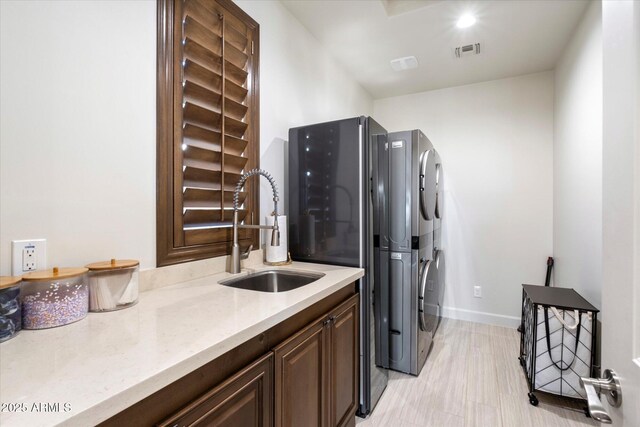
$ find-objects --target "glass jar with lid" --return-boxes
[86,259,139,312]
[0,276,22,342]
[21,267,89,329]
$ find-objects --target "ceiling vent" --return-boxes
[454,43,481,58]
[381,0,444,17]
[390,56,419,71]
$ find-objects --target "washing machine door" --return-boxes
[419,149,437,221]
[435,162,444,219]
[418,259,439,332]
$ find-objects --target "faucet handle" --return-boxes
[241,245,254,259]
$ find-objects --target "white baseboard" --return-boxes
[442,306,520,328]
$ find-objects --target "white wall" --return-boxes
[0,0,157,274]
[374,72,554,325]
[553,1,603,309]
[0,0,372,274]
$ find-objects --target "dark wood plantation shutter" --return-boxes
[157,0,259,266]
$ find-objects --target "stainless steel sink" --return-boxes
[219,270,325,293]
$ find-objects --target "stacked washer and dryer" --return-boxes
[374,129,445,376]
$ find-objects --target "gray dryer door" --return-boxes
[418,259,439,333]
[420,149,437,221]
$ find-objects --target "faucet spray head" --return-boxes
[271,216,281,246]
[271,228,281,247]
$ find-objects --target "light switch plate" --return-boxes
[12,239,47,276]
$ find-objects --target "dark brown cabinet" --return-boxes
[158,353,273,427]
[101,283,358,427]
[329,296,359,427]
[274,317,328,427]
[274,294,359,427]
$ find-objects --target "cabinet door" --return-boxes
[158,353,273,427]
[328,294,359,427]
[274,318,328,427]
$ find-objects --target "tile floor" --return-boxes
[356,318,598,427]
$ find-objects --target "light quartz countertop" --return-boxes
[0,262,363,427]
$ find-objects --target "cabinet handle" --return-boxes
[323,316,337,327]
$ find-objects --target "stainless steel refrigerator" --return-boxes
[288,116,389,417]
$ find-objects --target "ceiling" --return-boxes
[281,0,589,99]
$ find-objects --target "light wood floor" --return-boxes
[356,318,598,427]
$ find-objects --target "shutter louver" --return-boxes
[177,0,256,241]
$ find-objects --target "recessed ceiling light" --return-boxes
[456,14,476,29]
[390,56,419,71]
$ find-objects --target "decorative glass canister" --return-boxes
[21,267,89,329]
[86,259,139,312]
[0,276,22,342]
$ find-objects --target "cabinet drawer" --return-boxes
[159,353,273,427]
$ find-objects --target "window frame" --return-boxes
[156,0,260,267]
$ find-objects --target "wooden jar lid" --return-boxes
[85,259,139,271]
[22,267,88,281]
[0,276,21,290]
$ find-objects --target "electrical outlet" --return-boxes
[12,239,47,276]
[23,247,36,271]
[474,285,482,298]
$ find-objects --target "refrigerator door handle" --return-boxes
[359,123,364,268]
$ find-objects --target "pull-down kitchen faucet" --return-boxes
[229,169,280,274]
